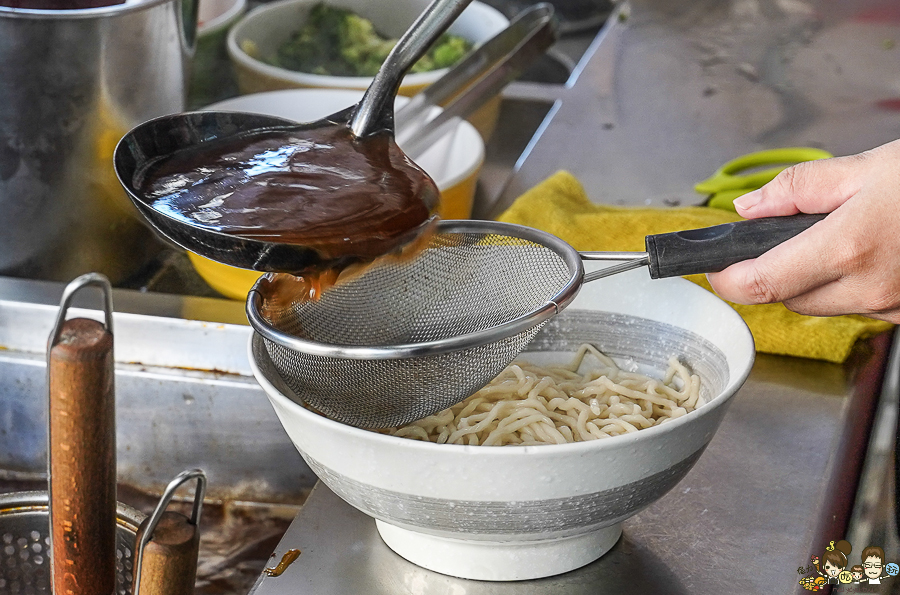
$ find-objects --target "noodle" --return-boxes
[383,344,703,446]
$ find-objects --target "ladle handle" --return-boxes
[645,213,827,278]
[48,274,117,595]
[396,3,557,134]
[350,0,474,137]
[397,3,558,158]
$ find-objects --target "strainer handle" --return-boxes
[580,214,826,283]
[645,213,826,278]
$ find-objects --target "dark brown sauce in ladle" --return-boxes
[138,123,437,266]
[121,0,474,302]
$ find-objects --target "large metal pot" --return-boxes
[0,0,198,283]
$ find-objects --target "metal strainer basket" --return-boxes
[0,491,144,595]
[246,220,586,428]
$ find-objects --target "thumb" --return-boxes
[732,153,869,218]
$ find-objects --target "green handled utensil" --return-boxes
[697,147,833,211]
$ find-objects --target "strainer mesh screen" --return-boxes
[0,509,137,594]
[256,230,576,428]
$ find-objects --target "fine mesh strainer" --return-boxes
[0,491,143,595]
[247,216,824,428]
[247,220,582,428]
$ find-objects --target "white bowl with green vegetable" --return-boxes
[227,0,508,97]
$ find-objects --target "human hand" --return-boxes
[706,139,900,323]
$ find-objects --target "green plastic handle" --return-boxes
[695,147,833,195]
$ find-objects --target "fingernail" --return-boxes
[733,189,761,211]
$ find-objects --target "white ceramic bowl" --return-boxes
[249,263,755,581]
[188,88,485,299]
[198,0,246,35]
[226,0,508,96]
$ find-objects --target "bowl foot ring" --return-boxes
[375,520,623,581]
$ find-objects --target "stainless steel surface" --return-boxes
[0,276,315,502]
[250,335,890,594]
[845,336,900,594]
[0,0,196,284]
[0,491,145,594]
[581,254,648,281]
[488,0,900,215]
[350,0,472,137]
[483,0,612,35]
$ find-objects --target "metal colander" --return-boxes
[0,491,143,595]
[246,220,585,428]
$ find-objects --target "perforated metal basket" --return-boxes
[246,220,585,428]
[0,491,144,595]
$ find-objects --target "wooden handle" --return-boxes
[49,317,117,595]
[135,511,200,595]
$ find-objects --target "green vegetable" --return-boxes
[268,3,473,77]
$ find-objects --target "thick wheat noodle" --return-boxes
[383,344,703,446]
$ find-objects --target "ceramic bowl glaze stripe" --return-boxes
[303,447,704,539]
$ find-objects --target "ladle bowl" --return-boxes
[113,108,437,273]
[114,0,472,275]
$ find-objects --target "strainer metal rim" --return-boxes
[0,490,146,532]
[245,220,585,359]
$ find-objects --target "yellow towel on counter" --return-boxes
[498,171,893,364]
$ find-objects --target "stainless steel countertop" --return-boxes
[483,0,900,216]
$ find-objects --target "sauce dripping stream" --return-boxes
[257,220,435,319]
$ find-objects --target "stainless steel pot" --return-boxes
[0,0,198,283]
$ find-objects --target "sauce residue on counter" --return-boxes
[263,548,301,577]
[137,123,437,264]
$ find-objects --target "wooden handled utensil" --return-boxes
[48,273,117,595]
[133,469,207,595]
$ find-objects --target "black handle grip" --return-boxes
[645,213,827,278]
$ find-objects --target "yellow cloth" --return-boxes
[498,171,893,364]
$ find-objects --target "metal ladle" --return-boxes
[114,0,473,275]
